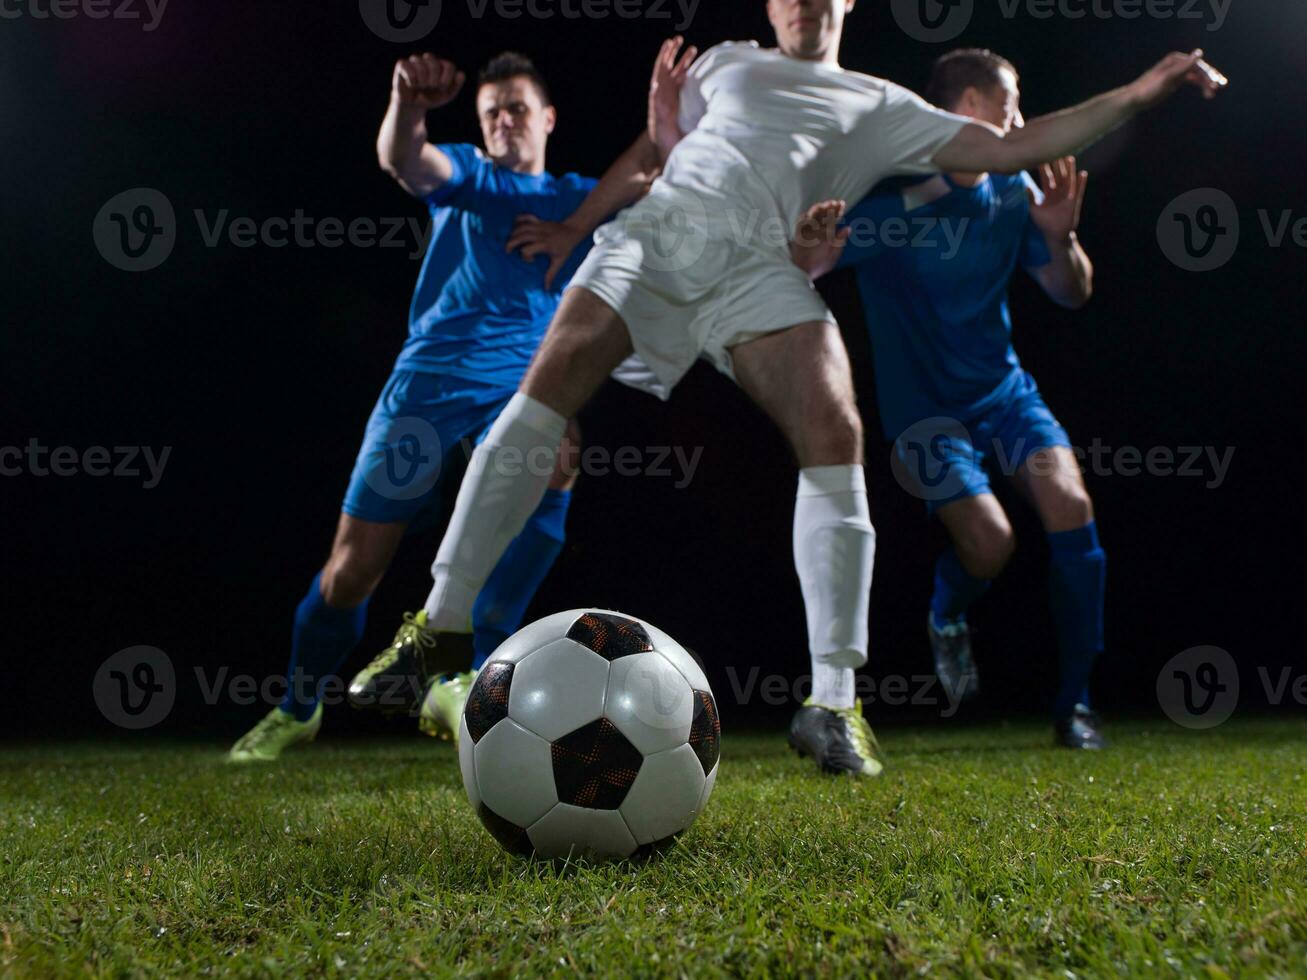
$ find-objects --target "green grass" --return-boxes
[2,718,1305,977]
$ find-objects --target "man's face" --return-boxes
[958,67,1022,135]
[767,0,854,61]
[477,77,556,173]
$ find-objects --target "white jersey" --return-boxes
[662,41,970,236]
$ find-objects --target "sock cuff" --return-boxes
[1048,520,1101,556]
[502,392,567,440]
[797,464,866,497]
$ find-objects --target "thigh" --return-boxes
[521,286,635,419]
[892,416,991,512]
[730,319,863,467]
[1010,445,1094,532]
[343,373,501,526]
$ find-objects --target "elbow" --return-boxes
[1058,283,1093,311]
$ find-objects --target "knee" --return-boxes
[801,399,864,467]
[955,517,1015,580]
[1042,482,1095,533]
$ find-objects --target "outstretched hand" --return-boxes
[1028,156,1088,244]
[507,215,586,290]
[648,36,698,161]
[790,200,850,281]
[1132,49,1227,108]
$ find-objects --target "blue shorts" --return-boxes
[342,371,516,527]
[891,372,1071,515]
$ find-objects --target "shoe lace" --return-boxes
[235,711,290,750]
[366,611,435,671]
[835,701,881,762]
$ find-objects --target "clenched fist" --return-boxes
[392,53,466,109]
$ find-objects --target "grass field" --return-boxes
[2,717,1305,977]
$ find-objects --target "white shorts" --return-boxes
[573,186,836,400]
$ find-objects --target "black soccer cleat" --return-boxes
[788,699,884,777]
[1055,703,1107,750]
[928,613,980,705]
[347,611,474,716]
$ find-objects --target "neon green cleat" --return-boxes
[418,670,478,742]
[788,698,885,777]
[348,611,474,716]
[227,704,322,763]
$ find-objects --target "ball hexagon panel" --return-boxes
[687,689,721,775]
[527,803,638,860]
[507,638,609,742]
[641,621,711,692]
[458,714,480,810]
[473,718,558,828]
[605,652,693,756]
[618,742,707,846]
[565,611,654,661]
[551,718,644,810]
[464,661,514,743]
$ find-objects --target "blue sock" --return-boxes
[280,572,369,721]
[471,488,571,668]
[930,548,991,627]
[1047,521,1106,720]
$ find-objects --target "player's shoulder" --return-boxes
[988,171,1039,209]
[554,172,600,197]
[694,41,762,72]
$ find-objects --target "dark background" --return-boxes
[3,1,1304,738]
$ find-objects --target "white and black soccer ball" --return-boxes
[457,609,720,860]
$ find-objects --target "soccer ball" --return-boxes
[457,609,720,860]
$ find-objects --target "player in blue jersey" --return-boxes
[793,49,1106,748]
[228,50,665,762]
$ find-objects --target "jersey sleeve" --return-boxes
[835,180,913,270]
[423,143,489,210]
[878,84,972,177]
[677,44,728,135]
[1018,171,1053,270]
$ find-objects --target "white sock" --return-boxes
[424,393,566,632]
[811,663,857,709]
[794,464,876,709]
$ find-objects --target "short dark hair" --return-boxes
[477,52,552,106]
[924,49,1017,111]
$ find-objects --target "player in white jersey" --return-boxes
[399,3,1226,777]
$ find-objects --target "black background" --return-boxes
[3,0,1304,738]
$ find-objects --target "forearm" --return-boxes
[563,133,662,236]
[1007,85,1140,171]
[377,98,430,178]
[1040,236,1094,309]
[937,85,1141,175]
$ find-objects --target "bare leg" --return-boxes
[733,322,874,709]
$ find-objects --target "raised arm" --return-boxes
[506,37,698,288]
[1025,157,1094,309]
[933,50,1227,175]
[376,54,465,199]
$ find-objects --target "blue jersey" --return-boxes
[837,172,1052,439]
[394,144,598,387]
